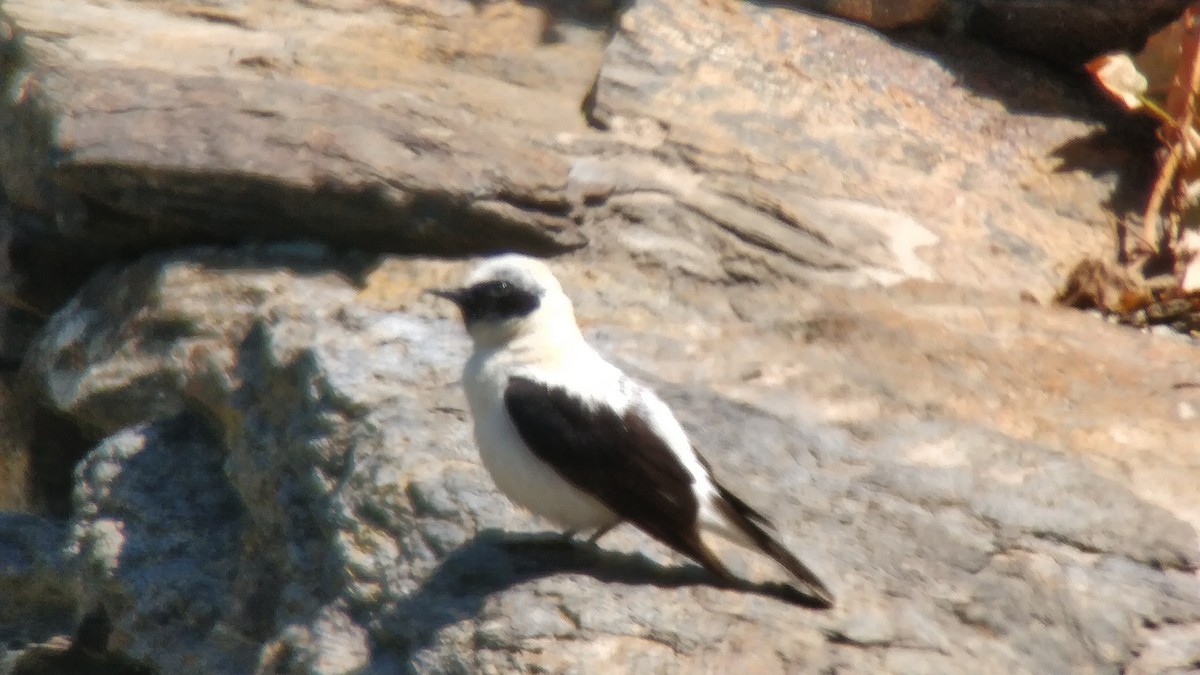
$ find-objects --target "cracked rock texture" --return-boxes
[0,0,1198,674]
[12,248,1200,674]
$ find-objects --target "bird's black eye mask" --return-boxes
[445,279,542,325]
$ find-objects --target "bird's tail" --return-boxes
[712,484,836,608]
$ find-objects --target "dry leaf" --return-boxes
[1161,5,1200,123]
[1116,289,1155,314]
[1086,53,1148,110]
[1136,11,1188,97]
[1054,258,1138,313]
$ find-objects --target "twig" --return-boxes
[1143,139,1183,252]
[1172,8,1200,248]
[1137,94,1175,125]
[1120,216,1160,256]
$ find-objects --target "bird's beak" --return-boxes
[425,287,467,306]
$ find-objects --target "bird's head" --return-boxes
[429,254,577,348]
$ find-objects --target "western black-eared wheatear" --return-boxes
[431,254,834,607]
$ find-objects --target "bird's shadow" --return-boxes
[374,528,827,660]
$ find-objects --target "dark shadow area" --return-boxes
[892,28,1102,117]
[887,32,1160,248]
[6,160,583,311]
[7,602,152,675]
[1048,120,1160,259]
[4,205,104,318]
[743,1,1163,122]
[46,167,577,259]
[4,243,376,523]
[24,405,94,518]
[467,0,629,36]
[0,512,75,649]
[958,2,1187,69]
[741,0,1165,244]
[376,528,827,663]
[747,1,1181,78]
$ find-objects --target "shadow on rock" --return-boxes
[376,528,825,659]
[1048,123,1158,219]
[745,0,1108,119]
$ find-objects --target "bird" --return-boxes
[429,253,835,607]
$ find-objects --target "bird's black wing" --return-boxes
[503,376,708,559]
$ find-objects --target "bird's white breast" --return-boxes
[462,339,622,531]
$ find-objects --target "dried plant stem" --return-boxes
[1143,140,1183,251]
[1144,6,1200,255]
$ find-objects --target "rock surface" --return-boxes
[0,0,1197,673]
[0,0,1165,304]
[587,0,1132,290]
[14,247,1200,674]
[0,0,602,305]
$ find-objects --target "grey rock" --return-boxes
[19,249,1200,673]
[21,243,359,436]
[1125,623,1200,675]
[2,0,1200,672]
[70,414,247,672]
[565,154,940,286]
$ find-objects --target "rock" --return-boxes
[585,0,1139,291]
[3,0,1200,671]
[564,153,943,286]
[21,242,365,437]
[1124,623,1200,675]
[0,0,1151,308]
[17,242,369,516]
[0,0,604,304]
[22,247,1200,673]
[0,512,74,648]
[70,415,248,672]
